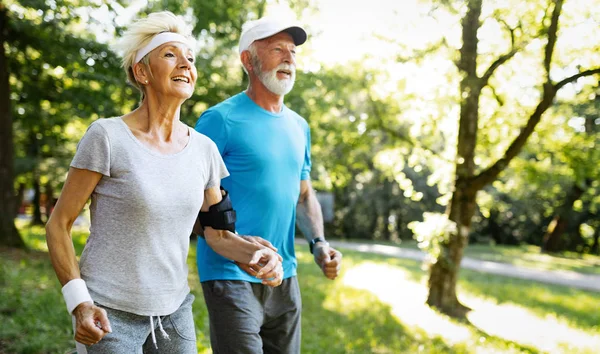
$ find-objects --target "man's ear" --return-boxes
[133,62,150,84]
[240,51,253,74]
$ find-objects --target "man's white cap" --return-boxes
[238,17,307,54]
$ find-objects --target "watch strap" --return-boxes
[309,237,327,254]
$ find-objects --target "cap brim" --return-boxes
[282,26,307,46]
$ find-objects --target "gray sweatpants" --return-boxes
[201,277,302,354]
[75,293,197,354]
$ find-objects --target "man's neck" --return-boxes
[246,80,284,113]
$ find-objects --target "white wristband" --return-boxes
[62,279,93,315]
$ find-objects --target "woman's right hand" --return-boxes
[73,302,111,345]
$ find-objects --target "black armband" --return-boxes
[198,187,236,233]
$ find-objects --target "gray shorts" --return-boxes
[74,293,197,354]
[201,277,302,354]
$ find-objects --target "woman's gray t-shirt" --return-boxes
[70,117,228,316]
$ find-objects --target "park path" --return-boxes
[298,239,600,292]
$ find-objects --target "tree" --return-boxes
[426,0,600,315]
[0,5,25,248]
[2,0,131,247]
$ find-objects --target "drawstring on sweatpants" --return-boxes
[149,315,170,349]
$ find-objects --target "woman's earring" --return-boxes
[144,80,148,84]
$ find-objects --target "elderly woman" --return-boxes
[46,11,282,353]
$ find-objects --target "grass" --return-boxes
[1,226,599,353]
[336,238,600,275]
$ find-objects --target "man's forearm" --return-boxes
[296,191,325,242]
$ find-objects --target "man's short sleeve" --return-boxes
[301,124,312,181]
[205,141,229,190]
[70,122,111,177]
[195,109,228,155]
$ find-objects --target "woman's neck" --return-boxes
[131,95,184,142]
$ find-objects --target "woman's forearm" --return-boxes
[204,228,260,263]
[46,216,82,286]
[46,167,102,286]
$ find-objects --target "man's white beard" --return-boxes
[257,63,296,96]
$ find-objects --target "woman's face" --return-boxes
[145,41,197,100]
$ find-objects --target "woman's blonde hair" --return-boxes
[113,11,195,100]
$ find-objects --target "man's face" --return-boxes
[252,32,297,96]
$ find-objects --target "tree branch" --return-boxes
[480,49,518,86]
[470,89,555,190]
[487,84,505,106]
[395,38,448,63]
[471,67,600,190]
[544,0,563,75]
[466,0,575,190]
[479,19,524,87]
[555,68,600,91]
[497,19,517,48]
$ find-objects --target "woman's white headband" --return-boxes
[134,32,194,64]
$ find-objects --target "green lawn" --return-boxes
[337,238,600,275]
[1,227,599,353]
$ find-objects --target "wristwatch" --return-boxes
[309,237,328,254]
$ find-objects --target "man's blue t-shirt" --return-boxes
[195,92,311,282]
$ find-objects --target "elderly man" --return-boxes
[195,17,343,354]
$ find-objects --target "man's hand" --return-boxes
[236,236,284,287]
[313,243,342,280]
[73,301,111,345]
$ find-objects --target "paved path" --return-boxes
[298,239,600,292]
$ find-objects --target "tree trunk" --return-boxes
[426,0,482,316]
[382,180,392,241]
[15,182,25,216]
[427,184,477,316]
[30,172,44,226]
[0,7,25,248]
[45,182,54,220]
[591,227,600,255]
[542,181,589,253]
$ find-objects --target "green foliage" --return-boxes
[409,212,458,263]
[476,83,600,251]
[5,0,600,254]
[6,0,137,194]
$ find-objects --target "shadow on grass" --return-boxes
[295,249,465,354]
[337,247,599,332]
[458,270,600,330]
[335,246,599,353]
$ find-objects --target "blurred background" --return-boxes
[1,0,599,353]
